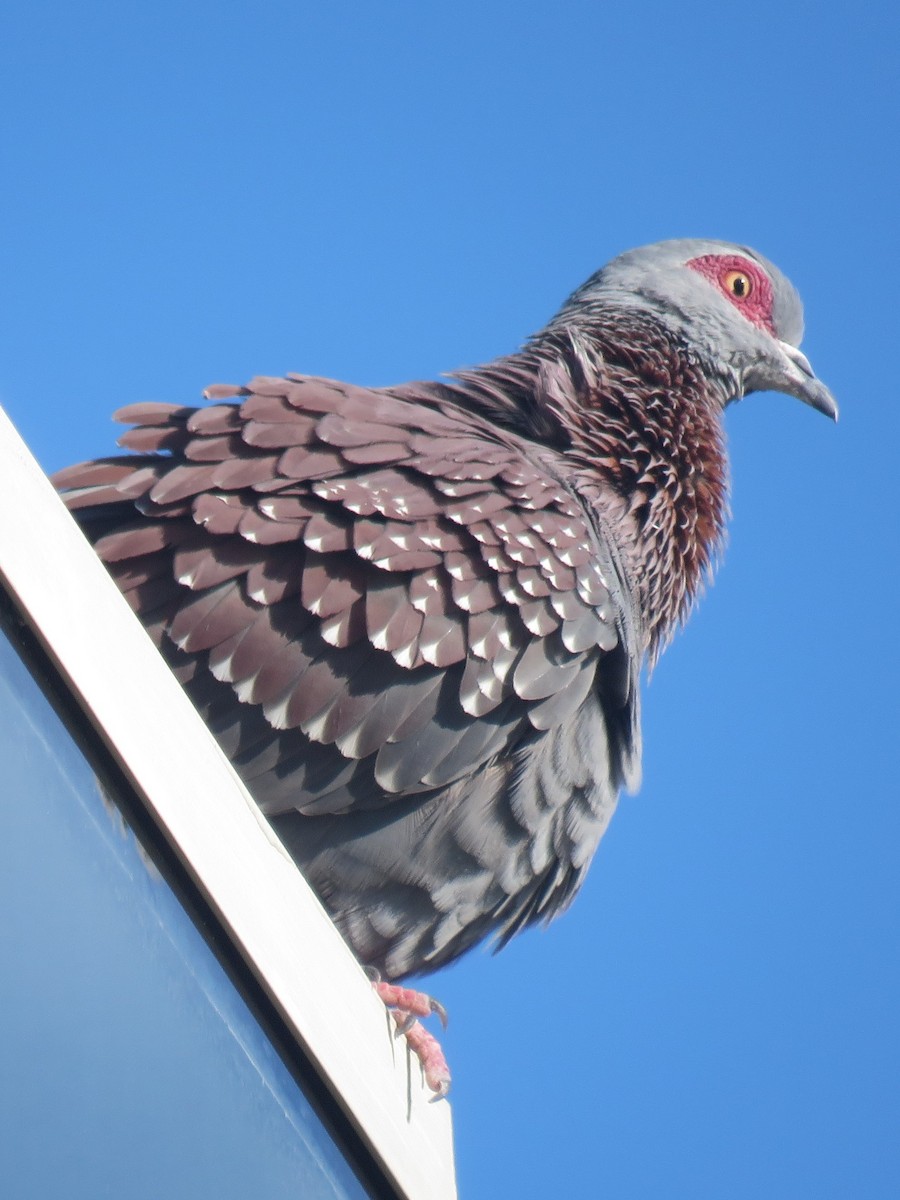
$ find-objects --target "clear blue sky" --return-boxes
[2,2,897,1197]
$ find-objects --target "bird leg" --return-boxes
[370,977,451,1098]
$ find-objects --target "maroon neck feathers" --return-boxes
[443,309,731,656]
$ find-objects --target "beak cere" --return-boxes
[776,340,839,421]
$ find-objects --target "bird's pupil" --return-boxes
[734,276,747,296]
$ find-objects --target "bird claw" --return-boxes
[393,1011,418,1036]
[371,977,452,1097]
[428,997,449,1030]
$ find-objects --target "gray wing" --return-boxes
[55,373,642,975]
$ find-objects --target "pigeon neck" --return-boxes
[460,313,729,655]
[533,311,731,654]
[423,313,730,654]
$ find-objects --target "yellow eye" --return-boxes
[724,269,753,299]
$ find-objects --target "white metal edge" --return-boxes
[0,405,456,1200]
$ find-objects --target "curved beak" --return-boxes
[771,341,839,421]
[738,340,838,420]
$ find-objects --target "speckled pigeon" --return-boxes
[54,239,835,1086]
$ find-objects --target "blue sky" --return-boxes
[2,2,897,1197]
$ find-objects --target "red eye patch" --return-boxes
[687,253,776,335]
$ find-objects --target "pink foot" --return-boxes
[373,980,451,1098]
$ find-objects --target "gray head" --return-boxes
[560,238,837,419]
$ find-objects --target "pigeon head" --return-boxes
[561,238,837,419]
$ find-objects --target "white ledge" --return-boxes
[0,404,456,1200]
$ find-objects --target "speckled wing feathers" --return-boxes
[57,373,640,974]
